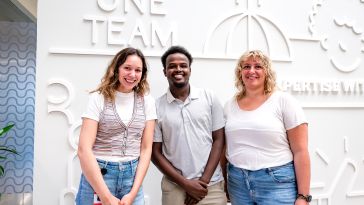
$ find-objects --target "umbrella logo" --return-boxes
[203,0,292,61]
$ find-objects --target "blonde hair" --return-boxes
[234,50,276,99]
[93,47,149,101]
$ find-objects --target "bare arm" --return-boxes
[287,123,311,205]
[220,143,230,201]
[120,120,155,205]
[151,142,187,186]
[151,142,208,201]
[185,127,225,205]
[220,144,228,182]
[199,127,225,184]
[77,118,120,205]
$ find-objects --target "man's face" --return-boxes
[164,53,191,88]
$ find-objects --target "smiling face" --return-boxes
[235,50,276,98]
[317,18,364,73]
[164,53,191,88]
[324,34,363,73]
[117,54,143,93]
[240,57,266,92]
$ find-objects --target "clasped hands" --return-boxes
[101,193,135,205]
[183,179,208,205]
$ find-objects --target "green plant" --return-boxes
[0,124,18,177]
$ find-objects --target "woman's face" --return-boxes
[240,57,266,92]
[117,54,143,93]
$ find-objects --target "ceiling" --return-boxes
[0,0,37,22]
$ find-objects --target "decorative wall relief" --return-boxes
[203,0,292,61]
[35,0,364,204]
[0,21,36,193]
[309,0,364,73]
[314,136,364,204]
[46,79,81,204]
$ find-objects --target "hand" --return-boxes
[119,193,135,205]
[184,193,199,205]
[100,194,121,205]
[182,179,208,201]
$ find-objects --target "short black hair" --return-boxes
[161,46,193,69]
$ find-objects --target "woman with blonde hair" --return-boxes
[223,50,311,205]
[76,47,156,205]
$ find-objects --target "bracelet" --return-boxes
[296,194,312,202]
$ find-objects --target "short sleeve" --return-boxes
[144,94,157,121]
[153,121,163,142]
[153,98,163,142]
[223,97,234,121]
[280,92,307,130]
[209,90,225,131]
[81,92,104,122]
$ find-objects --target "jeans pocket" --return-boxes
[267,162,296,183]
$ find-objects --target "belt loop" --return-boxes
[241,168,247,177]
[119,161,123,171]
[98,159,108,169]
[99,160,109,175]
[104,161,109,168]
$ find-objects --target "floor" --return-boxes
[0,193,32,205]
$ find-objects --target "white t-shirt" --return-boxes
[82,91,157,162]
[224,91,307,170]
[82,91,157,123]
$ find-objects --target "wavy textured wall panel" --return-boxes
[0,21,35,193]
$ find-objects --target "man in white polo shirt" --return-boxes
[152,45,226,205]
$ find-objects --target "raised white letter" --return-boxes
[128,20,149,46]
[342,81,356,93]
[108,17,126,45]
[97,0,119,12]
[151,0,166,15]
[125,0,145,14]
[280,80,291,91]
[151,21,177,47]
[84,15,106,44]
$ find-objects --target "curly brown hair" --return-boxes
[93,47,149,101]
[234,50,276,99]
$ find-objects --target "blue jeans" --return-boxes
[227,162,297,205]
[76,158,144,205]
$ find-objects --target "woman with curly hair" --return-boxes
[76,47,156,205]
[222,50,311,205]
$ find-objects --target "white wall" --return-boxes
[34,0,364,204]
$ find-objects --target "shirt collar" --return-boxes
[166,85,199,103]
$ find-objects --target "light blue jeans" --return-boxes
[227,162,297,205]
[76,158,144,205]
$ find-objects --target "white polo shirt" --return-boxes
[154,86,225,183]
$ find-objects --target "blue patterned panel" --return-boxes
[0,21,36,193]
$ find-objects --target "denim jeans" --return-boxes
[76,158,144,205]
[227,162,297,205]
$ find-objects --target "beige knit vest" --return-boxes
[93,93,146,158]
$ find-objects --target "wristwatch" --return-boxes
[296,194,312,202]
